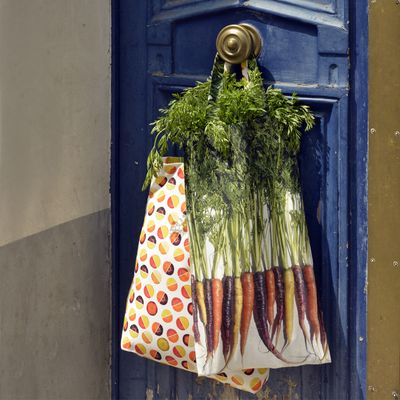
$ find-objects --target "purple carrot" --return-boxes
[271,267,284,343]
[318,301,329,359]
[222,276,234,361]
[292,265,310,348]
[204,278,213,358]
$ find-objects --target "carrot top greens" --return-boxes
[144,55,315,279]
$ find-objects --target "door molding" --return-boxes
[348,1,368,399]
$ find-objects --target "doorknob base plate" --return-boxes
[240,23,262,58]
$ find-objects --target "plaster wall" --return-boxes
[0,1,111,398]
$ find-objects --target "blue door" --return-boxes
[112,1,368,398]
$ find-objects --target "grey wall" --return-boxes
[0,1,111,399]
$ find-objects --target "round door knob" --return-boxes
[216,24,262,64]
[216,24,252,64]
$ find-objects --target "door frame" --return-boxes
[347,2,368,399]
[111,1,368,398]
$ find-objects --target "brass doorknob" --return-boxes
[216,24,262,64]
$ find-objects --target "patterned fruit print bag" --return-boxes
[121,157,270,393]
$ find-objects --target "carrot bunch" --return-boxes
[144,55,329,368]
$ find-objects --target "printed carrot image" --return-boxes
[221,230,236,362]
[221,274,234,360]
[303,264,320,344]
[253,270,288,363]
[240,271,254,356]
[231,275,243,359]
[196,279,207,326]
[265,268,276,329]
[204,277,214,358]
[188,211,209,350]
[191,275,201,344]
[225,216,245,366]
[212,277,223,352]
[318,303,329,359]
[209,221,227,356]
[292,265,309,347]
[282,268,295,349]
[271,266,284,342]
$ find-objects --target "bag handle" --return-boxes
[207,53,229,110]
[205,55,263,129]
[241,59,250,81]
[241,58,263,84]
[208,53,262,104]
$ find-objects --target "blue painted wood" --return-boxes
[111,0,119,397]
[112,0,368,398]
[112,0,153,399]
[348,1,368,399]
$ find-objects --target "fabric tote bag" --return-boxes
[121,157,270,394]
[122,54,331,393]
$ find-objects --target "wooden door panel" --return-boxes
[114,0,367,398]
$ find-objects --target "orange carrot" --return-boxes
[265,269,276,329]
[212,278,223,352]
[303,265,320,343]
[240,272,254,355]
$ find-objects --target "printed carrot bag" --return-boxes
[141,54,331,378]
[142,55,330,375]
[121,157,270,393]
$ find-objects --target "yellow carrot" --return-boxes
[196,280,207,326]
[232,277,243,355]
[283,269,295,349]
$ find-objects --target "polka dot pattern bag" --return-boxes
[121,157,269,393]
